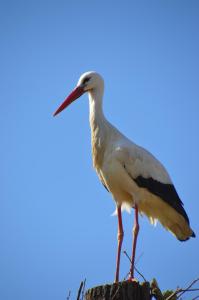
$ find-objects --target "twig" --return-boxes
[66,290,71,300]
[123,250,147,281]
[165,288,180,300]
[77,281,84,300]
[176,288,199,293]
[165,278,199,300]
[111,285,121,300]
[135,252,144,265]
[192,296,199,300]
[81,279,86,300]
[176,278,199,299]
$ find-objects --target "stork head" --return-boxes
[53,71,104,116]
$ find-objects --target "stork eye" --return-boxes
[82,77,90,85]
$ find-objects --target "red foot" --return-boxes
[127,276,138,283]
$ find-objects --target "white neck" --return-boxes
[88,86,106,127]
[87,84,122,169]
[88,85,109,168]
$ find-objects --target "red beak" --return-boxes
[53,86,85,117]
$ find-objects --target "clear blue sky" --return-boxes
[1,1,199,299]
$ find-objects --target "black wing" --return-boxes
[134,175,190,224]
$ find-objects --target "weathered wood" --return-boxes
[85,281,150,300]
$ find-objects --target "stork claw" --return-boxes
[127,277,138,283]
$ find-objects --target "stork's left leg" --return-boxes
[129,204,139,279]
[115,205,124,283]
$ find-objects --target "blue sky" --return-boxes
[1,1,199,299]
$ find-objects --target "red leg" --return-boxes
[115,205,124,283]
[129,204,139,279]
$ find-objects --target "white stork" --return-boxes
[53,71,195,283]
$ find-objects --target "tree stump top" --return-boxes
[85,281,150,300]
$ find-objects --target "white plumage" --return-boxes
[54,71,195,282]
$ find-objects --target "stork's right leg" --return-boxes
[129,204,139,279]
[115,205,124,283]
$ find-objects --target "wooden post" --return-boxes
[85,281,150,300]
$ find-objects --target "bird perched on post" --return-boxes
[53,71,195,283]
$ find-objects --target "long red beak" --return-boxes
[53,86,85,117]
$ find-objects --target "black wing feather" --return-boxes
[134,175,190,224]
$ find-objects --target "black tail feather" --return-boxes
[191,231,196,238]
